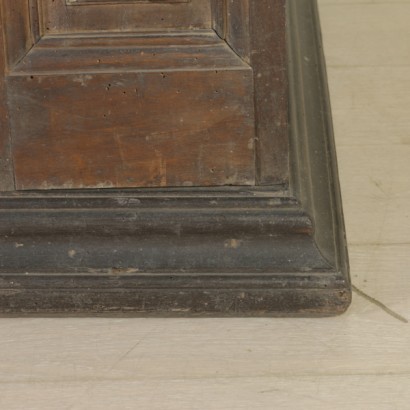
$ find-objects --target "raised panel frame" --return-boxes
[0,1,39,191]
[0,0,289,191]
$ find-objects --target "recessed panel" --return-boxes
[9,68,255,190]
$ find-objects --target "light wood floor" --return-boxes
[1,1,409,408]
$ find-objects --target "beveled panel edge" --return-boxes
[288,0,350,287]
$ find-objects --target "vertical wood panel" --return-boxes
[213,0,289,186]
[250,0,288,185]
[211,0,225,39]
[0,1,37,191]
[1,1,34,67]
[226,0,251,64]
[29,0,41,44]
[0,4,21,190]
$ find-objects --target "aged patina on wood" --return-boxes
[0,0,351,315]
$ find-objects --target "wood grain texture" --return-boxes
[0,4,16,190]
[39,0,211,34]
[12,31,248,73]
[213,0,289,186]
[2,0,290,190]
[250,0,288,186]
[0,1,409,408]
[9,67,255,189]
[225,0,251,64]
[0,1,38,191]
[211,0,225,39]
[6,24,256,190]
[0,0,350,317]
[0,1,34,67]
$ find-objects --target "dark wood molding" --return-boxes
[0,0,351,315]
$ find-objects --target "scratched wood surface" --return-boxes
[0,0,410,408]
[3,0,258,190]
[9,35,255,189]
[1,0,289,190]
[212,0,288,185]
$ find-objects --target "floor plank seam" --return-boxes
[352,285,409,324]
